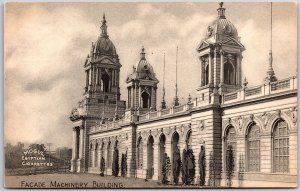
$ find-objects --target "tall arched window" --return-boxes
[225,126,236,171]
[94,143,99,167]
[89,143,93,167]
[273,119,289,173]
[137,137,143,169]
[205,64,209,85]
[247,123,260,172]
[101,73,110,92]
[107,141,111,168]
[141,92,150,108]
[224,62,235,85]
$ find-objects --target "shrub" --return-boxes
[162,153,170,184]
[121,153,127,177]
[198,146,206,186]
[100,157,105,176]
[172,147,181,184]
[182,148,195,185]
[112,148,119,177]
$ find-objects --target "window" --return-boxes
[224,62,235,85]
[225,126,236,171]
[273,120,289,173]
[107,142,111,168]
[141,92,150,108]
[137,137,143,169]
[101,73,110,92]
[95,143,98,167]
[205,64,209,85]
[247,123,260,172]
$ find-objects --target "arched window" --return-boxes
[95,143,99,167]
[137,137,143,169]
[107,141,111,168]
[247,123,260,172]
[101,73,110,92]
[205,64,209,85]
[141,92,150,108]
[225,126,236,171]
[273,119,289,173]
[89,143,93,167]
[224,62,235,85]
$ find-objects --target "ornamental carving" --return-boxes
[249,114,254,122]
[259,112,271,129]
[233,116,244,130]
[284,107,297,126]
[197,120,205,131]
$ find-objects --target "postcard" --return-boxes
[4,1,297,188]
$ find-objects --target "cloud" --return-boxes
[4,3,297,149]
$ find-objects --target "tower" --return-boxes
[69,14,126,173]
[83,14,126,120]
[126,47,159,114]
[196,2,245,100]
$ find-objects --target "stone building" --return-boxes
[69,4,297,187]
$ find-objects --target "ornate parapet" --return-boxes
[222,76,297,104]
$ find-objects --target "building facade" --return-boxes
[69,4,297,187]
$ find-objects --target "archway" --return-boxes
[101,73,110,92]
[159,134,166,180]
[224,62,235,85]
[141,92,150,109]
[172,132,180,184]
[205,64,209,85]
[147,135,154,179]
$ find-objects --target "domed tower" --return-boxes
[196,2,245,100]
[81,14,126,120]
[69,14,126,173]
[126,47,159,114]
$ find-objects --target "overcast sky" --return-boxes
[4,2,297,148]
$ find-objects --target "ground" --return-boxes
[4,173,201,189]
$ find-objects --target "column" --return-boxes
[165,140,172,182]
[85,70,89,90]
[77,126,85,172]
[89,68,92,86]
[95,68,98,85]
[151,87,155,110]
[139,85,141,108]
[201,58,205,86]
[71,128,78,172]
[152,142,159,180]
[220,50,224,85]
[142,140,148,179]
[208,53,212,85]
[112,70,115,87]
[213,48,218,87]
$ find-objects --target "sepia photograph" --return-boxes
[4,1,297,188]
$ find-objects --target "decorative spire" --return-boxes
[100,13,108,37]
[265,2,277,83]
[217,2,226,19]
[161,53,166,109]
[174,46,179,106]
[140,46,146,60]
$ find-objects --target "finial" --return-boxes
[243,77,248,88]
[100,13,108,37]
[219,2,224,8]
[188,94,192,104]
[217,2,226,18]
[140,46,146,60]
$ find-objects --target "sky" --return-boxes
[4,2,297,148]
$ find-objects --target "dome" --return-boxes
[91,14,117,56]
[126,47,158,82]
[94,37,117,56]
[205,3,239,42]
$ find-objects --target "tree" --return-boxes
[161,153,170,184]
[182,148,195,185]
[181,149,187,184]
[100,157,105,176]
[172,147,181,184]
[198,146,206,186]
[112,147,119,177]
[226,145,234,187]
[121,153,127,177]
